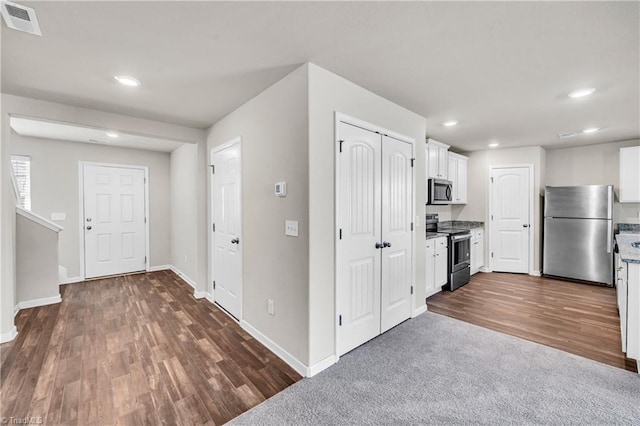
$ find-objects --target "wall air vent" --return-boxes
[558,132,577,139]
[1,1,42,36]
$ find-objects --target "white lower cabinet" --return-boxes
[616,253,628,353]
[470,228,484,275]
[426,237,448,297]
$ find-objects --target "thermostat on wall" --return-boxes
[275,181,287,197]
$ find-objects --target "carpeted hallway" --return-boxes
[231,312,640,425]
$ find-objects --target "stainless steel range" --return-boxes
[426,214,471,291]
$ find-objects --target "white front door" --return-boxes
[490,166,530,273]
[337,123,382,355]
[380,135,413,333]
[337,122,413,355]
[83,164,146,279]
[211,141,243,320]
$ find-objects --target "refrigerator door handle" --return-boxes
[607,220,612,254]
[607,186,612,219]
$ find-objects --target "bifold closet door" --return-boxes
[337,122,382,356]
[380,135,413,333]
[337,122,413,356]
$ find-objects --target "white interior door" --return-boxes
[83,164,146,278]
[211,142,243,320]
[490,166,530,273]
[380,135,412,333]
[337,122,382,356]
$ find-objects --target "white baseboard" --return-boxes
[0,326,18,343]
[412,304,429,318]
[530,270,542,277]
[425,287,442,299]
[14,304,20,317]
[169,266,197,290]
[16,294,62,311]
[148,264,172,272]
[308,354,337,377]
[60,276,83,285]
[240,320,308,377]
[193,290,211,299]
[480,266,491,273]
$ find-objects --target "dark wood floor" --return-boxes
[428,272,638,373]
[0,270,301,425]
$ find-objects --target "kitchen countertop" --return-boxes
[437,220,484,230]
[426,232,447,240]
[616,233,640,264]
[619,223,640,233]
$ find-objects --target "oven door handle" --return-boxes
[451,234,471,242]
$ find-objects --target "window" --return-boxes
[11,155,31,210]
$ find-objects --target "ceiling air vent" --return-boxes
[1,1,42,36]
[557,132,577,139]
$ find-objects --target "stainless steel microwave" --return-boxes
[428,178,452,205]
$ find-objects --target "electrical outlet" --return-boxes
[51,212,66,221]
[285,220,299,237]
[267,299,275,316]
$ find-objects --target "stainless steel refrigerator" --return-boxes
[543,185,614,286]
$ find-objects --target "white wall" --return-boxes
[455,146,546,272]
[10,132,172,279]
[546,139,640,224]
[170,143,198,284]
[207,65,310,364]
[308,63,427,365]
[16,214,59,303]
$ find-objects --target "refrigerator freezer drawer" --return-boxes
[543,217,613,285]
[544,185,613,219]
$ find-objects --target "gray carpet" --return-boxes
[230,312,640,425]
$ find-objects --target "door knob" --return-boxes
[375,242,383,249]
[231,238,239,244]
[522,224,529,228]
[383,241,391,248]
[86,217,92,222]
[86,226,92,230]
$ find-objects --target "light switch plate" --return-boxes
[51,212,66,221]
[285,220,299,237]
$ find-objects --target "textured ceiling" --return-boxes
[2,1,638,151]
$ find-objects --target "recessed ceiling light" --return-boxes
[443,120,458,127]
[106,132,119,138]
[488,142,499,148]
[114,75,141,87]
[582,127,600,134]
[568,88,595,98]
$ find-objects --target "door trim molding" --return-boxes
[334,112,415,362]
[487,164,535,274]
[78,161,150,281]
[209,137,243,322]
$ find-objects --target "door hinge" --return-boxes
[491,252,494,258]
[210,165,215,174]
[411,286,414,295]
[144,217,147,224]
[144,177,146,184]
[339,315,342,326]
[490,176,494,183]
[212,223,216,232]
[144,256,147,264]
[411,222,414,231]
[339,228,342,240]
[339,139,344,153]
[213,281,216,290]
[410,158,415,167]
[491,214,494,220]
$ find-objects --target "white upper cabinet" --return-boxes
[448,152,468,204]
[620,146,640,203]
[426,138,450,179]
